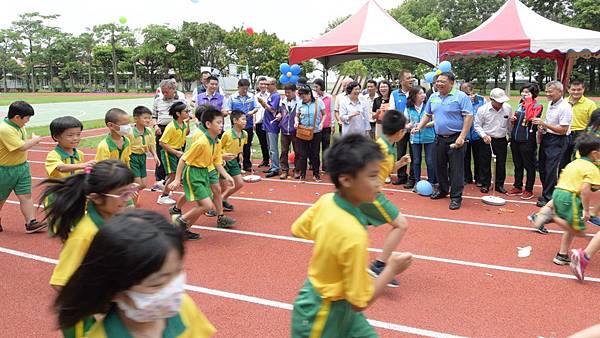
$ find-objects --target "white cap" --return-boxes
[489,88,510,103]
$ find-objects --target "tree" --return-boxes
[137,24,177,89]
[0,29,23,92]
[93,23,131,92]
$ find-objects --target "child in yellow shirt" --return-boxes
[219,110,247,211]
[129,106,160,203]
[158,101,189,205]
[46,116,95,179]
[95,108,132,167]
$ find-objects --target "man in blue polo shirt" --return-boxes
[389,69,416,188]
[196,75,224,111]
[224,78,258,172]
[413,72,474,210]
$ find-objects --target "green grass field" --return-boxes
[28,118,106,137]
[0,93,152,106]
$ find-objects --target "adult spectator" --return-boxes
[361,79,379,139]
[413,72,474,210]
[460,82,486,187]
[154,74,177,99]
[534,81,573,207]
[339,81,371,136]
[191,71,211,106]
[372,80,392,139]
[278,84,301,180]
[295,85,326,182]
[224,79,258,172]
[406,86,435,186]
[254,77,270,168]
[563,79,597,166]
[196,75,224,112]
[258,77,282,177]
[151,79,185,189]
[474,88,513,194]
[390,69,416,188]
[334,77,354,134]
[313,78,334,172]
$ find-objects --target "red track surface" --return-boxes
[1,147,599,337]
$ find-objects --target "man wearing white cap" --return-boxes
[474,88,513,194]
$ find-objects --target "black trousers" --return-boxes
[561,131,583,170]
[396,132,415,183]
[464,139,483,184]
[510,140,537,192]
[435,134,466,200]
[280,134,300,172]
[297,132,322,177]
[321,127,332,170]
[255,122,270,164]
[242,127,255,170]
[539,133,568,202]
[480,137,508,189]
[154,124,167,181]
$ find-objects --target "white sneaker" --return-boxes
[157,195,176,205]
[151,180,165,191]
[385,176,392,184]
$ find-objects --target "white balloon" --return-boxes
[166,43,176,53]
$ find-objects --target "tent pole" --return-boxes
[505,57,511,94]
[323,65,328,93]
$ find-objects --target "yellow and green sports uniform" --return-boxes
[45,146,85,178]
[291,193,376,338]
[95,134,131,167]
[358,135,400,226]
[51,204,105,338]
[220,128,247,176]
[0,118,32,200]
[553,157,600,231]
[181,130,222,202]
[128,126,155,178]
[160,120,188,174]
[86,294,216,338]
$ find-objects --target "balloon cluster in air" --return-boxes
[424,61,452,84]
[279,63,302,84]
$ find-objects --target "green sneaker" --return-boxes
[217,215,236,228]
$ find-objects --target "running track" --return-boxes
[0,144,599,337]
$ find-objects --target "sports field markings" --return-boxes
[0,245,466,338]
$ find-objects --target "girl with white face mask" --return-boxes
[54,209,216,338]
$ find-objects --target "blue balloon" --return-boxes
[416,180,433,196]
[280,63,290,74]
[289,75,299,84]
[424,72,436,84]
[279,74,289,84]
[438,60,452,73]
[290,64,301,75]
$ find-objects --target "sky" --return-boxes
[1,0,402,44]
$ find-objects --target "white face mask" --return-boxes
[116,273,186,322]
[118,124,132,136]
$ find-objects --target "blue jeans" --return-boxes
[267,132,280,172]
[411,142,436,183]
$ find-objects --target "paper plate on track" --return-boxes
[242,175,261,183]
[482,195,506,206]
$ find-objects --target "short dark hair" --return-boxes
[325,134,384,189]
[297,77,308,86]
[50,116,83,140]
[297,85,315,102]
[345,81,361,95]
[312,78,325,91]
[7,101,34,119]
[399,69,412,81]
[105,108,128,124]
[366,79,377,87]
[201,106,224,129]
[169,101,188,118]
[238,79,250,87]
[377,80,392,98]
[382,109,407,135]
[570,79,585,88]
[406,86,425,109]
[132,106,152,117]
[520,83,540,99]
[588,108,600,132]
[195,104,209,121]
[206,75,219,83]
[284,83,297,92]
[438,72,456,82]
[230,109,245,123]
[576,132,600,157]
[54,209,184,329]
[200,70,211,77]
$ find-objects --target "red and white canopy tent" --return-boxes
[288,0,438,73]
[438,0,600,87]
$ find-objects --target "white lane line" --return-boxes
[0,245,465,338]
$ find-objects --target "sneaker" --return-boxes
[368,261,399,288]
[168,206,182,215]
[279,171,288,180]
[157,195,176,205]
[150,180,165,192]
[313,175,322,183]
[521,191,534,200]
[403,181,415,189]
[507,187,523,196]
[222,200,234,212]
[385,176,392,184]
[528,214,550,234]
[185,230,201,240]
[25,220,48,234]
[589,216,600,226]
[570,248,589,281]
[553,252,571,265]
[205,210,217,217]
[172,215,188,232]
[217,215,236,228]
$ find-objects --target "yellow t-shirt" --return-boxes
[220,128,248,156]
[95,134,131,167]
[291,193,374,308]
[49,204,104,286]
[376,135,396,184]
[129,126,156,155]
[0,118,27,166]
[182,131,223,169]
[86,294,216,338]
[556,158,600,194]
[45,147,85,178]
[569,96,597,131]
[160,120,188,150]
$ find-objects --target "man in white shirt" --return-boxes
[254,77,271,168]
[533,81,573,206]
[474,88,513,194]
[334,77,354,134]
[361,79,379,139]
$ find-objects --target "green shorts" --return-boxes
[161,149,180,175]
[291,279,376,338]
[130,153,147,178]
[552,188,585,231]
[224,159,242,176]
[0,162,32,200]
[359,192,400,226]
[209,169,219,185]
[183,166,212,202]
